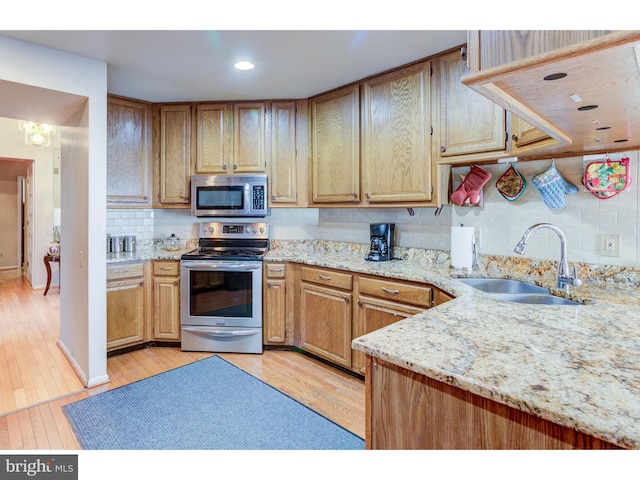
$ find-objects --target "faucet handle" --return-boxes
[571,267,582,287]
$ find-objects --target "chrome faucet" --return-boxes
[514,223,582,293]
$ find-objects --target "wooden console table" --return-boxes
[44,254,60,295]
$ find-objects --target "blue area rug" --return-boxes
[63,355,364,450]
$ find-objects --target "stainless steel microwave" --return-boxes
[191,174,268,217]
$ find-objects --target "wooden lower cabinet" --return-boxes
[365,356,620,449]
[263,263,292,345]
[151,260,181,341]
[298,266,353,368]
[106,262,149,352]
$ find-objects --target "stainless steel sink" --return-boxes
[491,293,579,306]
[457,278,580,305]
[458,278,549,294]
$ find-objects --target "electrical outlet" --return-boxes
[600,234,620,257]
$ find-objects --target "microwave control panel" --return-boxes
[252,185,265,210]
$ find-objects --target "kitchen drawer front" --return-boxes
[265,263,286,278]
[359,276,432,308]
[301,266,353,290]
[153,260,179,276]
[107,262,145,281]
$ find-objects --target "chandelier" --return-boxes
[18,120,56,147]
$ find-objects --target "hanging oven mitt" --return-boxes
[451,165,491,206]
[582,156,631,200]
[532,161,578,209]
[496,164,526,201]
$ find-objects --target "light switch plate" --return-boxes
[600,234,620,257]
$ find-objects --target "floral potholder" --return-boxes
[582,156,631,199]
[496,164,526,201]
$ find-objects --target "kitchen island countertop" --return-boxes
[265,241,640,449]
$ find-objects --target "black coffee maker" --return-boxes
[365,223,395,261]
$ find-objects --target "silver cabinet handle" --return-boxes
[318,274,332,280]
[160,266,173,271]
[382,287,400,295]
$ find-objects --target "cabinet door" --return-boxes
[361,61,433,203]
[437,48,506,157]
[353,296,424,373]
[300,282,352,368]
[264,278,286,344]
[107,95,152,207]
[156,104,191,205]
[195,103,232,174]
[233,102,266,173]
[107,279,146,351]
[152,276,181,340]
[268,101,298,205]
[311,85,360,203]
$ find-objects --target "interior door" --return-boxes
[24,165,33,284]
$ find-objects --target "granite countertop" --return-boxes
[265,240,640,449]
[106,245,195,264]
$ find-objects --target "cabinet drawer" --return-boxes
[107,262,145,281]
[301,266,353,290]
[265,263,286,278]
[359,276,432,308]
[153,260,179,276]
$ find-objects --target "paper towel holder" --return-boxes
[450,227,479,272]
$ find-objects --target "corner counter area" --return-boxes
[266,240,640,450]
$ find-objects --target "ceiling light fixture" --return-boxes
[18,120,56,147]
[234,60,255,71]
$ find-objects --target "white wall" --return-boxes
[0,35,108,387]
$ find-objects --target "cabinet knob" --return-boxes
[173,280,178,286]
[223,164,227,170]
[365,193,370,199]
[460,46,467,61]
[271,195,276,201]
[233,164,237,170]
[352,193,358,199]
[440,146,446,153]
[512,134,519,141]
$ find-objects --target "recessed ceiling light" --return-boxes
[234,61,255,71]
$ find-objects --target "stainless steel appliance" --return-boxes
[180,221,268,354]
[364,223,395,261]
[191,174,267,218]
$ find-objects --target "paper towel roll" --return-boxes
[451,226,475,269]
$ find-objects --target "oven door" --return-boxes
[180,260,262,328]
[180,259,263,353]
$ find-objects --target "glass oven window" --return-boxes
[189,270,253,317]
[197,186,244,210]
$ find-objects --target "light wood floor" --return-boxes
[0,269,365,450]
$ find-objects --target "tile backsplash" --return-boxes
[107,150,640,269]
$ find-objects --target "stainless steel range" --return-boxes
[180,221,268,354]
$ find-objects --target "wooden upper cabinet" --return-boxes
[436,48,506,159]
[268,101,298,205]
[361,60,433,203]
[154,104,192,206]
[311,85,360,204]
[467,30,615,72]
[233,102,266,173]
[195,103,232,174]
[107,95,152,207]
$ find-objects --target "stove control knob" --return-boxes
[245,227,251,233]
[253,228,258,233]
[259,227,265,234]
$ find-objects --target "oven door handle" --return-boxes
[182,326,261,337]
[181,261,262,271]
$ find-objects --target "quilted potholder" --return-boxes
[496,164,526,201]
[582,156,631,200]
